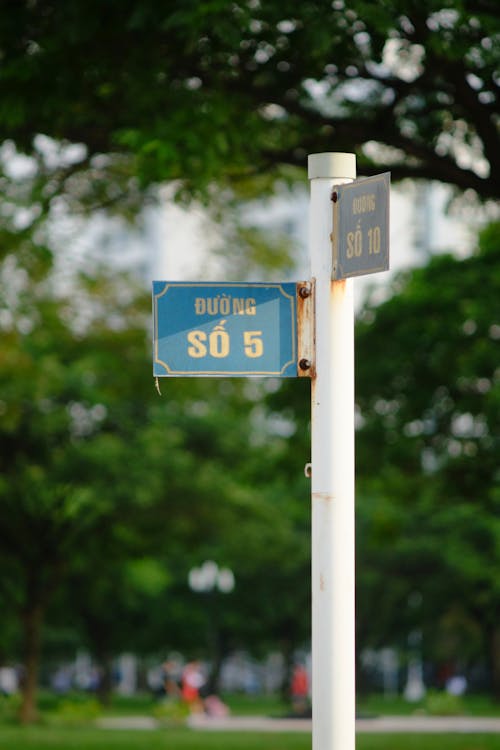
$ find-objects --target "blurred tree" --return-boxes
[124,377,312,692]
[0,0,497,206]
[0,229,313,713]
[355,223,500,696]
[0,249,156,721]
[1,0,498,710]
[51,376,312,699]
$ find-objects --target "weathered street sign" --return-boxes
[331,172,390,280]
[153,281,299,377]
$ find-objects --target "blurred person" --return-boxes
[0,666,18,696]
[290,663,309,716]
[161,659,181,699]
[446,674,467,696]
[51,665,72,694]
[204,693,230,718]
[181,661,205,713]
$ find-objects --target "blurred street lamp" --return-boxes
[188,560,235,595]
[188,561,235,694]
[404,591,426,702]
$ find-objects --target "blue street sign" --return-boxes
[153,282,298,377]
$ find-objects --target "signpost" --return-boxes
[152,154,390,750]
[308,152,355,750]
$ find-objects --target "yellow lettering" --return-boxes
[346,226,362,258]
[209,323,230,358]
[354,225,362,256]
[233,299,245,315]
[207,298,218,315]
[245,298,256,315]
[220,295,230,315]
[195,298,205,315]
[194,296,258,316]
[244,331,263,358]
[368,225,381,254]
[353,194,376,214]
[347,231,355,259]
[187,330,207,357]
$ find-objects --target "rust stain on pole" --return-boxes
[331,278,347,295]
[312,492,335,503]
[297,280,316,377]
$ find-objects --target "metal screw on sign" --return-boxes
[299,285,311,299]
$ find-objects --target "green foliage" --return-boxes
[424,690,465,717]
[355,223,500,687]
[0,208,314,717]
[0,694,22,725]
[151,698,190,726]
[47,697,102,727]
[1,0,499,700]
[0,0,498,207]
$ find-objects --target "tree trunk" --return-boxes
[95,653,113,706]
[19,604,44,724]
[491,625,500,702]
[280,636,295,704]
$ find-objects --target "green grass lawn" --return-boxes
[0,727,499,750]
[357,693,500,718]
[1,692,499,750]
[29,690,500,720]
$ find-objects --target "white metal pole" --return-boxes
[308,152,357,750]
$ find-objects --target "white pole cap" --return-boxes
[308,152,356,180]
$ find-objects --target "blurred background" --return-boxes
[0,0,498,727]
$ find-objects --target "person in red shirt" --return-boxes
[291,663,309,715]
[181,661,205,713]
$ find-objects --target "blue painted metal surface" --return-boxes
[332,172,390,280]
[153,282,297,377]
